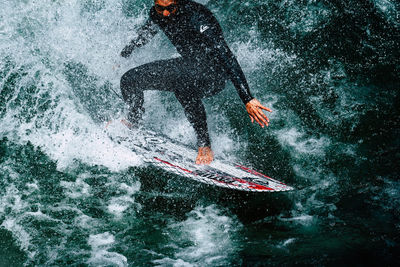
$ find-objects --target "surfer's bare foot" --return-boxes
[196,146,214,165]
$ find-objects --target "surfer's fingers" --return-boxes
[249,114,254,123]
[257,108,270,122]
[250,108,265,127]
[258,114,269,127]
[253,114,264,127]
[259,105,272,112]
[249,106,268,127]
[255,110,269,126]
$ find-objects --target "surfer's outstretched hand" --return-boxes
[196,146,214,165]
[246,98,272,128]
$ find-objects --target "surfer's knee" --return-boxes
[121,69,136,88]
[120,69,141,100]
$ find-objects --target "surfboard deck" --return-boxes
[105,120,294,193]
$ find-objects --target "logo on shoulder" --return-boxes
[200,25,209,33]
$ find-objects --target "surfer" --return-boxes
[120,0,271,165]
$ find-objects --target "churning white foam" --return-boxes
[0,0,154,171]
[87,232,128,267]
[154,205,241,266]
[107,182,141,218]
[276,127,330,157]
[0,185,36,259]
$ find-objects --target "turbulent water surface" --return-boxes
[1,0,399,266]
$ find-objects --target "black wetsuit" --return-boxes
[120,0,253,147]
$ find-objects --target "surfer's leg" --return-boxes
[120,69,144,124]
[174,93,210,147]
[177,62,227,99]
[171,64,226,147]
[120,58,183,125]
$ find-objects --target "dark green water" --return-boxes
[1,0,399,266]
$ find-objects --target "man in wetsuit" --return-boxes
[120,0,271,165]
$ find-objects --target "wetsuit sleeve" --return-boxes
[120,19,159,58]
[199,11,254,104]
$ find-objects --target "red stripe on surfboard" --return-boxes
[201,174,273,191]
[154,157,193,173]
[230,177,273,191]
[235,164,286,185]
[153,158,274,191]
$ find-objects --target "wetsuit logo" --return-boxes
[200,25,209,33]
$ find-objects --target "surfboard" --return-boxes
[105,120,294,193]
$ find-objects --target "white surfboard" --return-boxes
[105,120,294,193]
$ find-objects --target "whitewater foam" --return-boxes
[154,205,241,266]
[87,232,128,267]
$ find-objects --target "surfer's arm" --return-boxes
[199,12,253,104]
[200,12,271,127]
[121,19,159,58]
[217,43,254,104]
